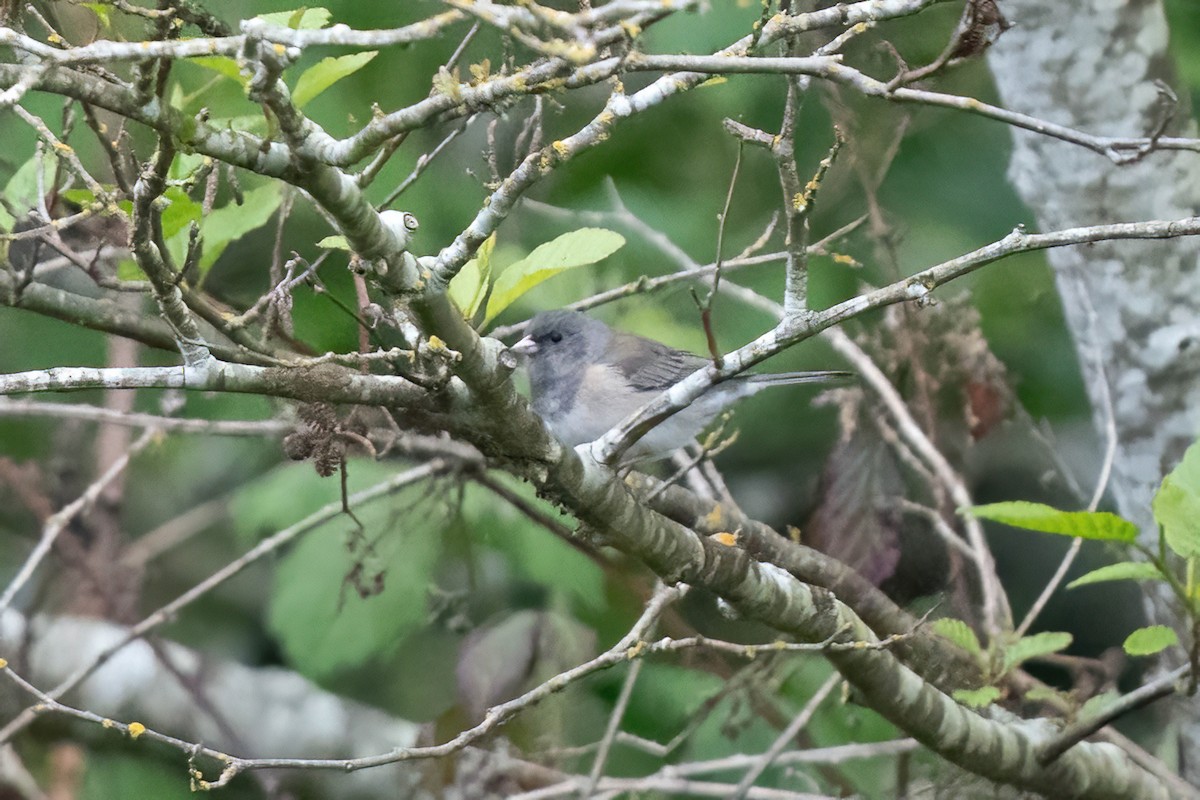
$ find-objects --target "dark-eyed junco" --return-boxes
[510,309,849,459]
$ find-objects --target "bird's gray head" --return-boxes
[510,310,611,408]
[512,310,608,364]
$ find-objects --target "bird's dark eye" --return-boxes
[549,332,563,343]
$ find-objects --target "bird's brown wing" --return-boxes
[606,331,709,392]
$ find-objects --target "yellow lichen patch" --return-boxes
[52,141,74,154]
[128,722,146,739]
[0,658,6,669]
[786,525,802,544]
[625,640,646,659]
[101,718,115,729]
[792,192,807,212]
[713,531,738,547]
[620,20,642,38]
[427,335,448,352]
[552,140,570,157]
[703,503,725,530]
[832,253,858,266]
[273,43,286,56]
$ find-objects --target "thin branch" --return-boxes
[621,53,1200,163]
[1037,665,1190,766]
[731,672,841,799]
[0,398,290,436]
[1014,280,1121,640]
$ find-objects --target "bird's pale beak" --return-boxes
[510,335,538,357]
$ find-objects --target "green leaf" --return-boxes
[317,234,349,250]
[966,501,1137,543]
[292,52,377,108]
[931,618,982,657]
[59,188,96,207]
[237,461,446,677]
[483,228,625,324]
[1025,685,1069,704]
[448,234,495,318]
[1123,625,1179,657]
[167,79,185,111]
[953,686,1001,708]
[216,114,269,136]
[81,3,112,28]
[256,7,331,29]
[4,153,57,212]
[1002,631,1072,673]
[189,56,248,87]
[160,187,203,239]
[195,182,282,276]
[116,259,146,281]
[1153,440,1200,558]
[268,503,444,677]
[1067,561,1163,590]
[168,153,208,182]
[1078,690,1120,720]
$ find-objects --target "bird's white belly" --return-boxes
[546,373,729,459]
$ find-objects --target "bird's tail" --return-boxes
[746,370,854,387]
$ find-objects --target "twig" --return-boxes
[581,644,646,797]
[1013,281,1120,640]
[731,672,841,798]
[120,497,230,568]
[1037,665,1189,766]
[692,141,743,366]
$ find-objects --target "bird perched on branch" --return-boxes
[510,309,849,460]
